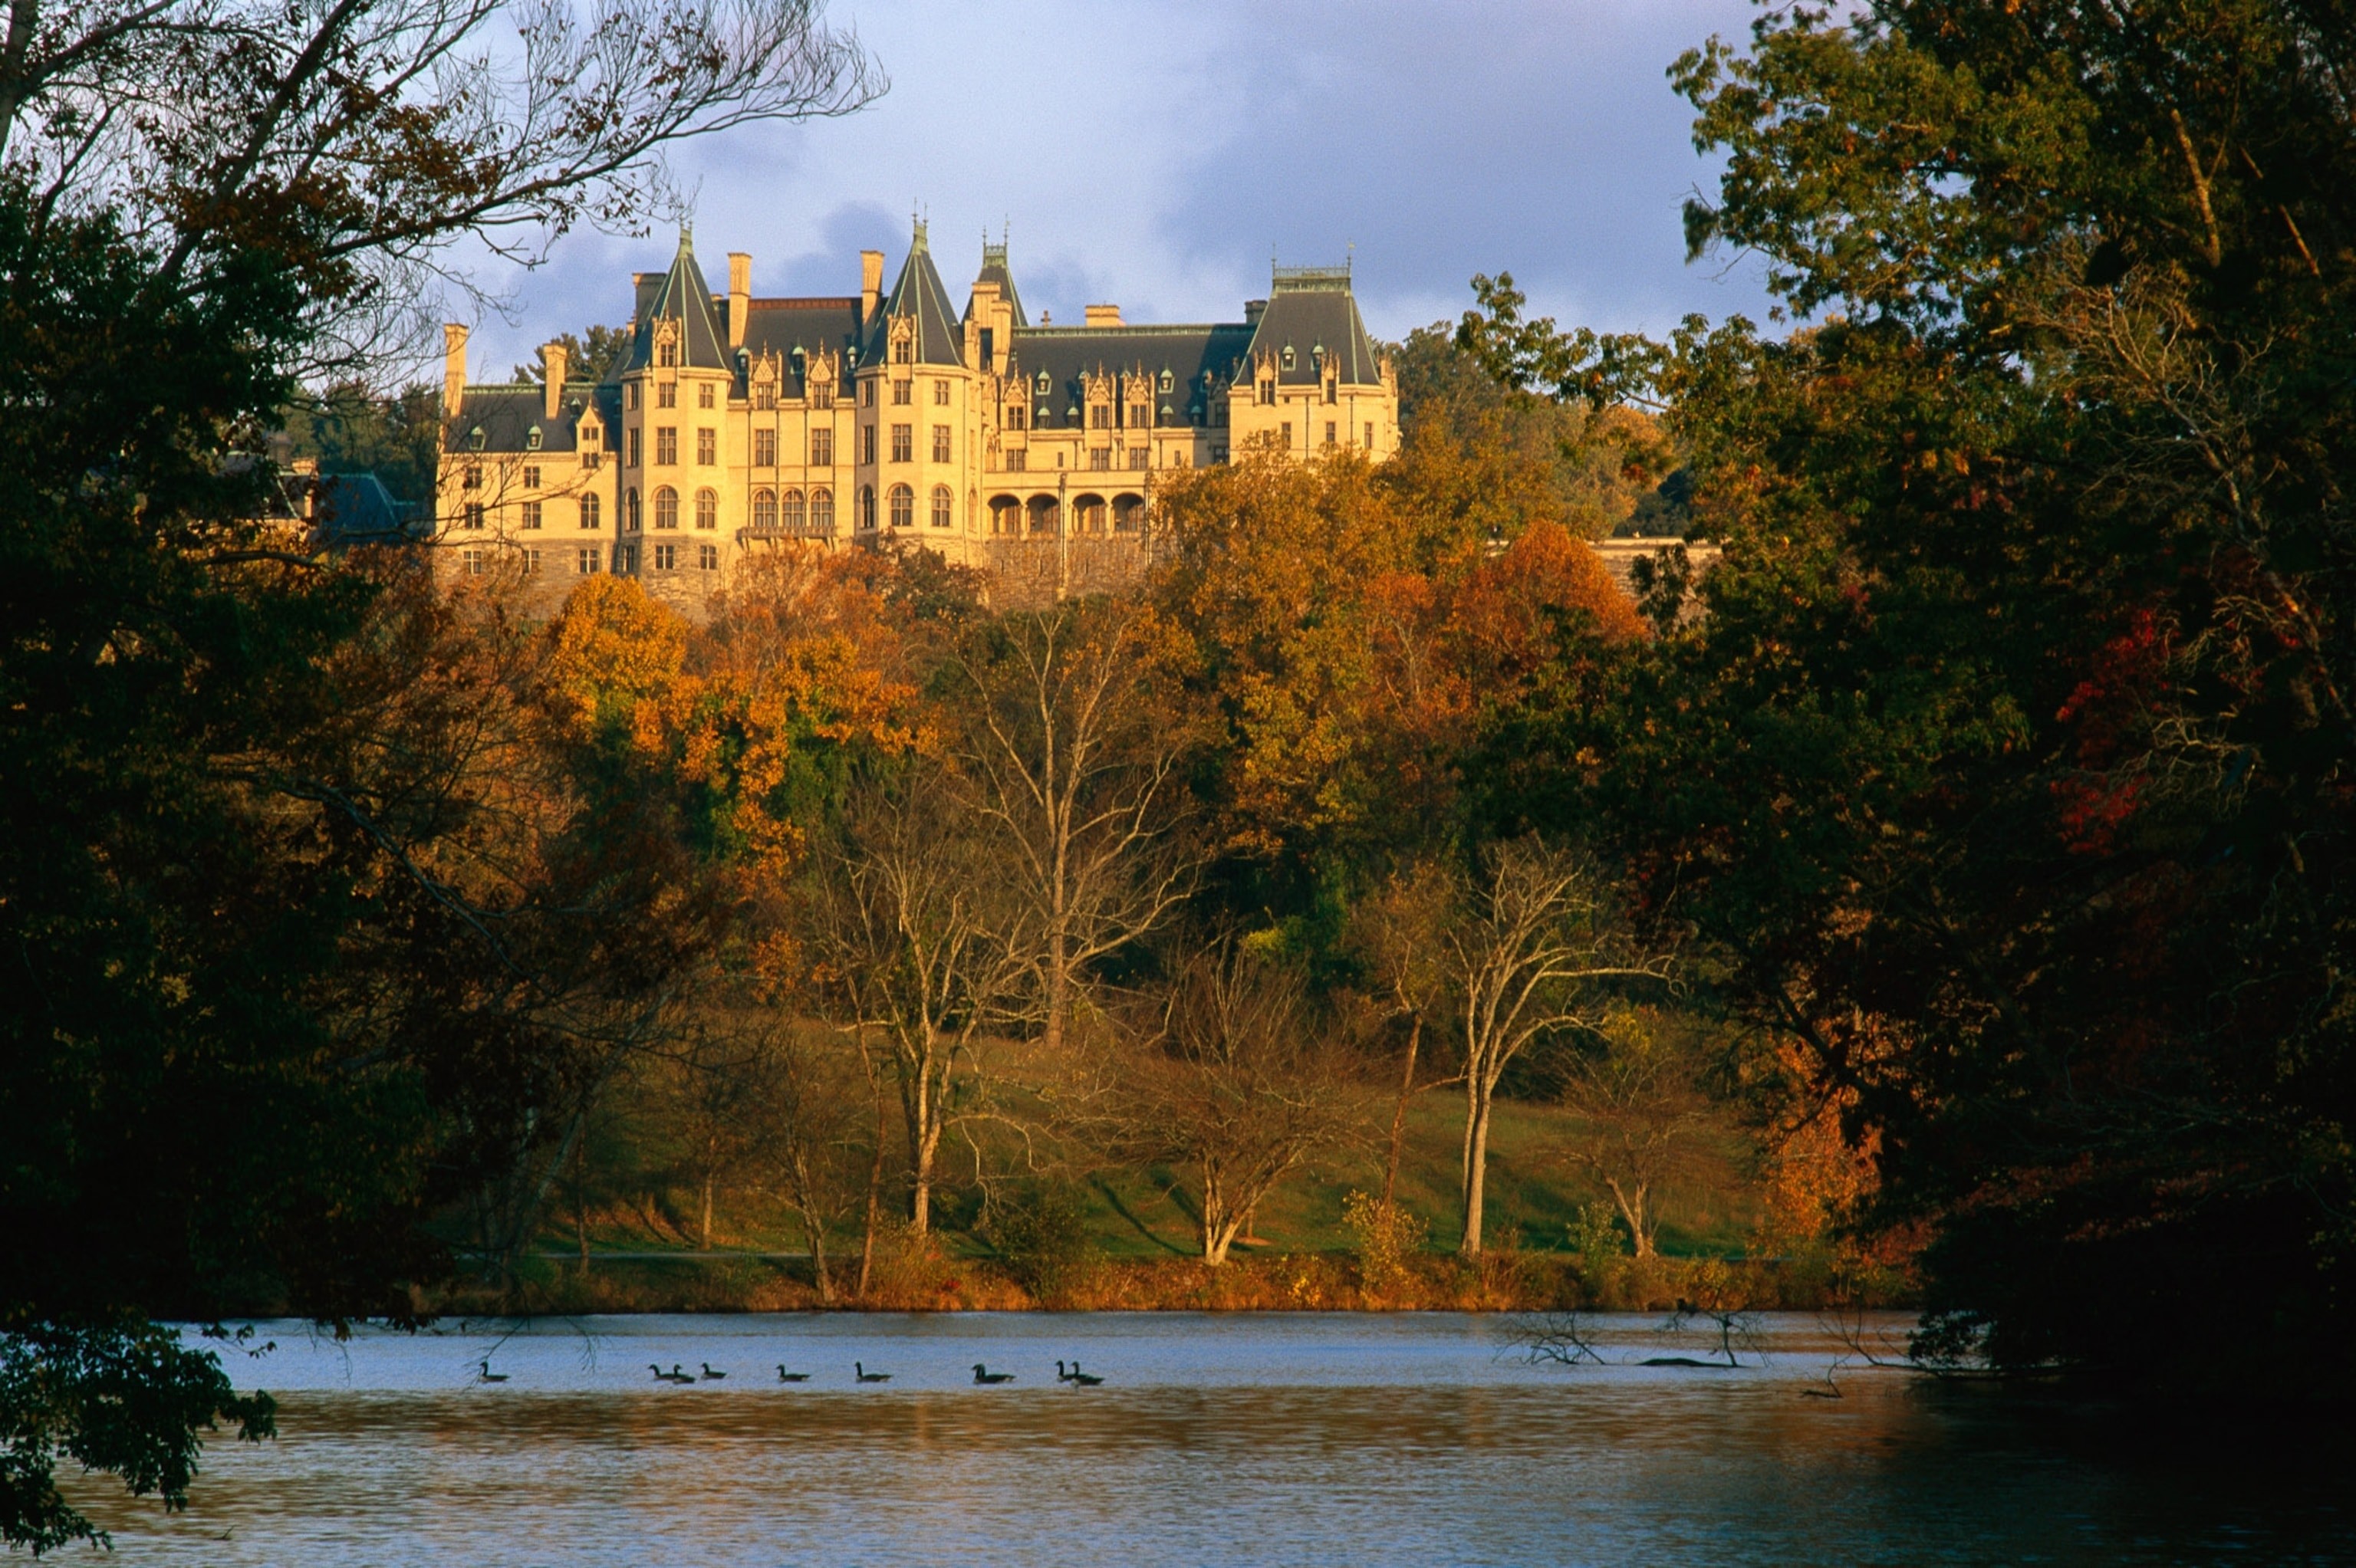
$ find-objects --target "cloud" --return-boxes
[451,0,1770,382]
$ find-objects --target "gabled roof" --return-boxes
[1243,265,1386,386]
[741,297,863,399]
[625,231,730,373]
[443,383,594,455]
[971,240,1028,327]
[864,221,966,367]
[1002,324,1256,429]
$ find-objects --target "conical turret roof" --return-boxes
[627,229,730,373]
[864,220,966,367]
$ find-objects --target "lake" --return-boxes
[71,1312,2356,1566]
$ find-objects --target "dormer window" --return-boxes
[1158,369,1174,393]
[526,426,542,450]
[1282,345,1296,371]
[468,426,485,450]
[1035,368,1051,393]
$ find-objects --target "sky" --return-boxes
[454,0,1775,383]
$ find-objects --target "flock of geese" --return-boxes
[475,1357,1107,1386]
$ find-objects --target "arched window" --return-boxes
[653,486,678,529]
[810,488,833,532]
[930,485,953,529]
[579,493,601,531]
[1074,495,1106,534]
[695,488,717,530]
[888,483,913,531]
[989,495,1021,535]
[625,488,640,531]
[858,485,875,531]
[752,489,776,530]
[781,488,805,531]
[1113,495,1145,533]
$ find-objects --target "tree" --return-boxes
[1098,941,1368,1265]
[1556,1008,1721,1259]
[1433,838,1668,1256]
[514,326,634,385]
[1487,0,2356,1392]
[802,768,1032,1234]
[949,598,1198,1051]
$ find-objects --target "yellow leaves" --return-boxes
[541,574,687,741]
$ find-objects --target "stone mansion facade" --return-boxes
[436,222,1400,616]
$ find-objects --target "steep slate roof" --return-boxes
[624,231,730,373]
[864,221,965,367]
[1004,324,1255,429]
[1242,266,1385,386]
[443,383,595,455]
[311,473,424,545]
[740,297,864,398]
[972,240,1028,327]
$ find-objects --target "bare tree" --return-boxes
[1097,940,1368,1264]
[1348,860,1460,1208]
[0,0,883,364]
[949,598,1196,1051]
[802,765,1030,1234]
[1557,1007,1721,1259]
[1434,837,1670,1256]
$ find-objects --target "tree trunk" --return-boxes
[1200,1159,1231,1264]
[1607,1177,1653,1259]
[1044,929,1068,1052]
[699,1169,714,1251]
[1380,1016,1422,1208]
[798,1189,834,1306]
[857,1081,886,1300]
[1460,1077,1495,1257]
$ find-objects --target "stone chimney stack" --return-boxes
[1084,304,1124,327]
[860,249,884,322]
[728,253,752,348]
[443,324,469,417]
[542,340,568,420]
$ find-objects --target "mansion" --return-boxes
[437,222,1400,614]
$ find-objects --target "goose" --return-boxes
[1055,1359,1074,1382]
[972,1364,1015,1385]
[650,1363,690,1383]
[699,1363,727,1381]
[854,1362,892,1383]
[476,1360,509,1383]
[1068,1361,1105,1386]
[776,1366,811,1382]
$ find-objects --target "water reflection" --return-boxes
[69,1313,2356,1566]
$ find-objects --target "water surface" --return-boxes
[71,1313,2356,1566]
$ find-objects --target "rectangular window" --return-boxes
[523,465,541,490]
[890,424,911,463]
[577,547,601,574]
[892,380,910,406]
[1089,448,1111,471]
[580,452,601,471]
[626,429,640,467]
[1325,422,1336,447]
[755,383,776,410]
[979,328,993,370]
[1127,447,1147,469]
[860,380,874,407]
[620,544,637,572]
[653,542,677,570]
[933,380,949,406]
[1005,447,1026,472]
[657,382,676,409]
[521,501,542,530]
[698,382,714,409]
[859,425,876,464]
[524,548,541,575]
[811,427,834,466]
[462,465,481,491]
[462,503,485,530]
[1005,404,1026,430]
[1130,406,1147,430]
[1281,422,1292,447]
[931,425,950,463]
[462,547,485,575]
[655,427,676,465]
[698,544,718,570]
[753,429,776,467]
[696,427,716,465]
[626,383,640,410]
[1090,406,1111,429]
[1365,422,1375,449]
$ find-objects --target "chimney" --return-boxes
[443,324,469,417]
[860,248,884,321]
[1084,304,1124,327]
[542,340,568,420]
[728,252,751,348]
